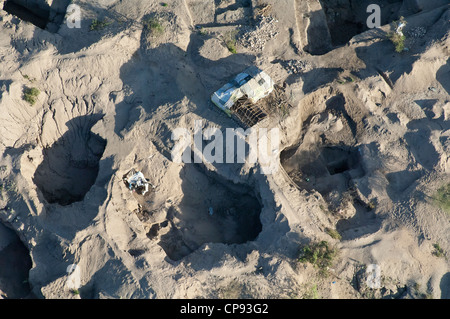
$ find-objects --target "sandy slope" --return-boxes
[0,0,449,299]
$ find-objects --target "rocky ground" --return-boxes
[0,0,449,299]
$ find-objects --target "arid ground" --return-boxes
[0,0,449,299]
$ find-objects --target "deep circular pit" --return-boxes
[145,164,263,261]
[33,115,106,206]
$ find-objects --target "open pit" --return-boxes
[0,222,32,298]
[33,115,106,206]
[280,88,386,240]
[320,0,406,46]
[281,140,384,240]
[1,0,71,33]
[281,91,362,200]
[142,164,262,261]
[282,145,363,199]
[324,0,406,45]
[299,0,406,54]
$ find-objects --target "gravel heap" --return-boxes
[239,15,279,51]
[282,59,312,75]
[406,26,427,38]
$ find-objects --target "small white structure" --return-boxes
[396,21,406,36]
[66,264,81,291]
[211,66,274,117]
[123,169,151,196]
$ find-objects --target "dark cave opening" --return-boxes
[2,0,71,32]
[319,0,404,47]
[0,223,32,299]
[33,115,106,206]
[3,0,49,30]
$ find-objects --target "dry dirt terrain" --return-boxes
[0,0,449,299]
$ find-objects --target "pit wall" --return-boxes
[277,86,333,152]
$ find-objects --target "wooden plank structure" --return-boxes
[229,84,292,128]
[230,95,268,128]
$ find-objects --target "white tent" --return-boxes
[211,66,274,116]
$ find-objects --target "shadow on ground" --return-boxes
[113,31,256,156]
[440,272,450,299]
[0,223,32,299]
[33,115,106,206]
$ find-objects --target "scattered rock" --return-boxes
[239,16,279,51]
[281,59,312,75]
[406,26,427,38]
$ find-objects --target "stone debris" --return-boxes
[239,15,279,51]
[282,59,312,75]
[406,26,427,38]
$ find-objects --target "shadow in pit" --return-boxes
[281,145,363,195]
[303,9,333,56]
[33,115,107,207]
[440,272,450,299]
[1,140,112,242]
[0,223,33,299]
[281,142,384,240]
[319,0,407,49]
[155,163,262,262]
[77,258,155,299]
[385,104,449,201]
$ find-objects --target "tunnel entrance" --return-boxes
[282,145,363,197]
[280,94,385,239]
[281,143,383,239]
[33,115,106,206]
[323,146,360,176]
[2,0,71,33]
